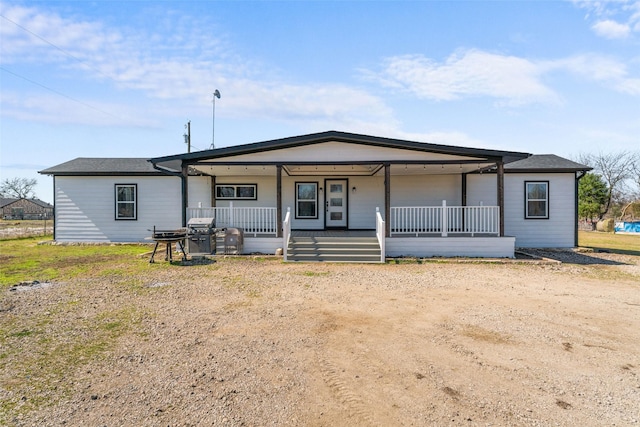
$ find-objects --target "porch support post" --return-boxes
[384,163,391,238]
[276,164,282,238]
[181,163,189,227]
[210,176,216,207]
[461,173,467,231]
[461,173,467,206]
[575,171,586,247]
[497,160,505,237]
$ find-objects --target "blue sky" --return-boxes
[1,0,639,203]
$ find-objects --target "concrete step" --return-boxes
[287,236,382,263]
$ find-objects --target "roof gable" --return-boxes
[198,140,486,164]
[0,198,52,209]
[150,130,531,165]
[1,198,19,208]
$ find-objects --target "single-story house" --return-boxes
[39,130,591,261]
[1,197,53,220]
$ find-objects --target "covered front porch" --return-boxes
[150,131,527,261]
[187,202,515,261]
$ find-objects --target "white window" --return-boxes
[525,181,548,219]
[296,182,317,219]
[115,184,137,220]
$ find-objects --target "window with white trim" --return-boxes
[115,184,137,220]
[525,181,548,219]
[296,182,318,219]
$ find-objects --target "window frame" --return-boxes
[524,181,549,220]
[115,184,137,221]
[215,184,258,200]
[295,182,318,219]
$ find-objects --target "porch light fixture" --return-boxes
[352,186,357,193]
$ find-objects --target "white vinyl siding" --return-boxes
[187,176,212,208]
[391,175,462,206]
[386,236,515,258]
[54,176,182,242]
[504,174,575,248]
[206,141,478,163]
[347,175,384,229]
[466,174,497,206]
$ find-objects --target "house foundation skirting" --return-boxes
[242,235,515,258]
[385,236,515,258]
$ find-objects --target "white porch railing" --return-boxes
[390,201,499,237]
[187,202,278,236]
[375,207,385,263]
[282,207,291,261]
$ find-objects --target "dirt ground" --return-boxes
[3,250,640,426]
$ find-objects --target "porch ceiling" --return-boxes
[190,161,495,177]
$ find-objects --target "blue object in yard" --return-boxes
[614,221,640,233]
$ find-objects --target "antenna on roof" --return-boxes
[210,90,221,149]
[183,121,191,153]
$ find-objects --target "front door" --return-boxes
[325,179,348,228]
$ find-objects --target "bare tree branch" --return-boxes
[0,177,38,199]
[586,151,636,219]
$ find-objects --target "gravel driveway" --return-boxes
[3,250,640,426]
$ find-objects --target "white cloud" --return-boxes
[549,53,640,95]
[592,19,631,38]
[365,50,561,106]
[365,49,640,104]
[0,3,396,130]
[574,0,640,38]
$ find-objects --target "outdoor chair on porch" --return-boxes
[224,228,244,254]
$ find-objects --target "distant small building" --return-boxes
[0,198,53,220]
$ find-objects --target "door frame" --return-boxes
[324,178,349,229]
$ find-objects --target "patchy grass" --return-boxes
[578,230,640,256]
[301,271,330,277]
[0,238,152,289]
[0,305,146,421]
[0,234,154,419]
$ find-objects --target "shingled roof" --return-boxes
[505,154,591,172]
[39,158,166,176]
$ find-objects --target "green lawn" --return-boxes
[578,230,640,256]
[0,237,153,289]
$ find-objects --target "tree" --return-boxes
[0,177,38,199]
[578,151,637,219]
[632,154,640,200]
[578,173,608,229]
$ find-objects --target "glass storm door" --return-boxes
[325,179,347,228]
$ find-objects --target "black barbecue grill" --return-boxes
[187,217,221,255]
[149,226,187,263]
